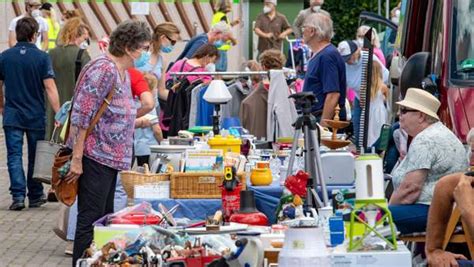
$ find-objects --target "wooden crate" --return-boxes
[170,172,246,199]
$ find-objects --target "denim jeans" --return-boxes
[388,204,430,235]
[4,126,45,202]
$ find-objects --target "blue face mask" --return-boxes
[160,44,174,53]
[214,40,225,48]
[134,51,150,68]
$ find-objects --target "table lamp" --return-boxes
[203,79,232,135]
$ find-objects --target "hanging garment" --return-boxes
[267,70,298,142]
[188,84,207,128]
[240,82,268,139]
[221,80,250,121]
[164,79,203,136]
[196,86,215,126]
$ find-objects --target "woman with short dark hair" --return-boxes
[165,43,219,85]
[63,20,151,265]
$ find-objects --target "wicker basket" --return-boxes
[120,164,170,199]
[170,172,246,199]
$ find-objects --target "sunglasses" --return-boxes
[400,107,419,114]
[164,35,177,46]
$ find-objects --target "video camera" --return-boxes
[289,92,317,115]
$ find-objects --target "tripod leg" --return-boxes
[286,129,301,179]
[303,126,319,209]
[308,128,329,206]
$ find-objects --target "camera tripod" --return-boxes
[286,92,329,209]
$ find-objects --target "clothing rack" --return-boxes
[169,71,269,77]
[170,69,296,77]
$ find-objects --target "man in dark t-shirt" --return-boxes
[301,12,346,125]
[0,17,60,211]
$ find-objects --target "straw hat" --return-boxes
[396,88,440,120]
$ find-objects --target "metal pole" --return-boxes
[386,0,390,19]
[378,0,382,16]
[287,37,296,71]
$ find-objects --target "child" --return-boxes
[134,73,163,166]
[368,60,389,147]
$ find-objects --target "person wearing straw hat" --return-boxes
[388,88,468,235]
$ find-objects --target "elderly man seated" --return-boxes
[425,129,474,267]
[388,88,468,235]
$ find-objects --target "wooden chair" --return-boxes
[399,206,474,259]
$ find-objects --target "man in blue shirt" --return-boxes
[0,17,60,211]
[301,12,346,126]
[176,21,232,62]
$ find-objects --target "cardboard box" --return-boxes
[331,242,411,267]
[93,225,140,248]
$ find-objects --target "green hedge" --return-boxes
[323,0,399,44]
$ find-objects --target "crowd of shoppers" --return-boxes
[1,1,473,265]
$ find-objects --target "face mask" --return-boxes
[263,6,272,14]
[31,9,41,18]
[161,44,174,53]
[312,6,321,12]
[79,40,89,50]
[205,63,216,72]
[391,9,400,24]
[214,40,225,48]
[356,38,364,47]
[134,51,151,68]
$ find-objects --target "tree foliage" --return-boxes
[323,0,399,44]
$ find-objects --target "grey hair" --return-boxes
[424,114,439,124]
[210,21,231,35]
[108,20,151,57]
[303,12,334,41]
[467,128,474,144]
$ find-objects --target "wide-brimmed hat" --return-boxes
[396,88,440,120]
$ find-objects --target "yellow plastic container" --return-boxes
[208,135,242,155]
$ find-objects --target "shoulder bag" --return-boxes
[52,59,116,207]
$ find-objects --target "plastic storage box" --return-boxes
[208,135,242,155]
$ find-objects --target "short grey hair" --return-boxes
[210,21,231,35]
[467,128,474,144]
[424,114,439,124]
[303,12,334,41]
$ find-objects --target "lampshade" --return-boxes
[203,79,232,104]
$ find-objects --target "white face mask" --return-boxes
[79,40,89,49]
[312,6,321,12]
[31,9,41,18]
[391,9,400,24]
[263,6,272,14]
[205,63,216,72]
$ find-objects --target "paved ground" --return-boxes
[0,116,71,266]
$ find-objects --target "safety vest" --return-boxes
[46,18,60,50]
[211,11,232,51]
